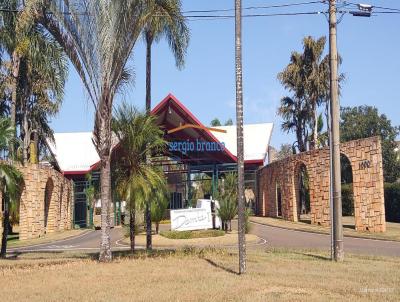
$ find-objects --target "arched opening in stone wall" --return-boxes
[340,153,355,229]
[295,163,311,222]
[276,183,283,217]
[44,178,54,233]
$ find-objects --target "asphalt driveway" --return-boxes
[7,222,400,257]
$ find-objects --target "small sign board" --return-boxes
[171,207,212,231]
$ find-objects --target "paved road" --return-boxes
[8,228,130,254]
[250,221,400,257]
[8,222,400,257]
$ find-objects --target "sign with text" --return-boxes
[171,208,212,231]
[168,139,225,155]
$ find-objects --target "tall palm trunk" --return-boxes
[235,0,246,275]
[97,101,113,262]
[30,132,39,164]
[310,101,318,150]
[146,35,152,114]
[22,104,30,165]
[129,205,136,253]
[0,195,10,258]
[296,124,306,153]
[145,35,153,251]
[99,156,112,261]
[10,51,21,159]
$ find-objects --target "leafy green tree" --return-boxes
[34,0,150,262]
[143,0,189,251]
[210,118,222,127]
[211,118,233,127]
[276,143,294,160]
[224,118,233,126]
[0,118,24,258]
[340,106,400,182]
[113,102,167,253]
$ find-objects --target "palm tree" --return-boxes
[17,28,67,164]
[278,96,309,153]
[0,1,67,164]
[302,36,330,150]
[0,0,21,156]
[278,36,344,152]
[0,118,24,258]
[32,0,150,261]
[144,0,189,113]
[112,102,167,253]
[143,0,189,250]
[235,0,246,275]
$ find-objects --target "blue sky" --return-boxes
[51,0,400,149]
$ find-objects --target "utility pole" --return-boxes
[329,0,344,262]
[235,0,246,274]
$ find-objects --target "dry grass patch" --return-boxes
[251,216,400,242]
[0,248,399,302]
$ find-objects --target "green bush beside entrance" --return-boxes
[160,230,225,240]
[341,184,354,216]
[385,183,400,223]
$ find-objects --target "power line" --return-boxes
[186,11,322,21]
[183,1,324,14]
[373,11,400,14]
[373,6,400,12]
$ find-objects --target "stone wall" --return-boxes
[0,164,73,240]
[257,136,386,232]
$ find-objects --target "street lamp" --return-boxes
[350,3,373,17]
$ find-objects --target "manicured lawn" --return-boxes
[160,229,225,239]
[123,232,259,248]
[1,248,399,301]
[251,216,400,242]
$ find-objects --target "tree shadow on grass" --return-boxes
[5,250,94,261]
[292,251,331,261]
[202,258,239,275]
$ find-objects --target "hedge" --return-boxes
[341,184,354,216]
[385,183,400,223]
[341,183,400,222]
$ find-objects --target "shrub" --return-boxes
[341,184,354,216]
[151,195,169,234]
[385,183,400,223]
[216,197,238,232]
[244,208,253,234]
